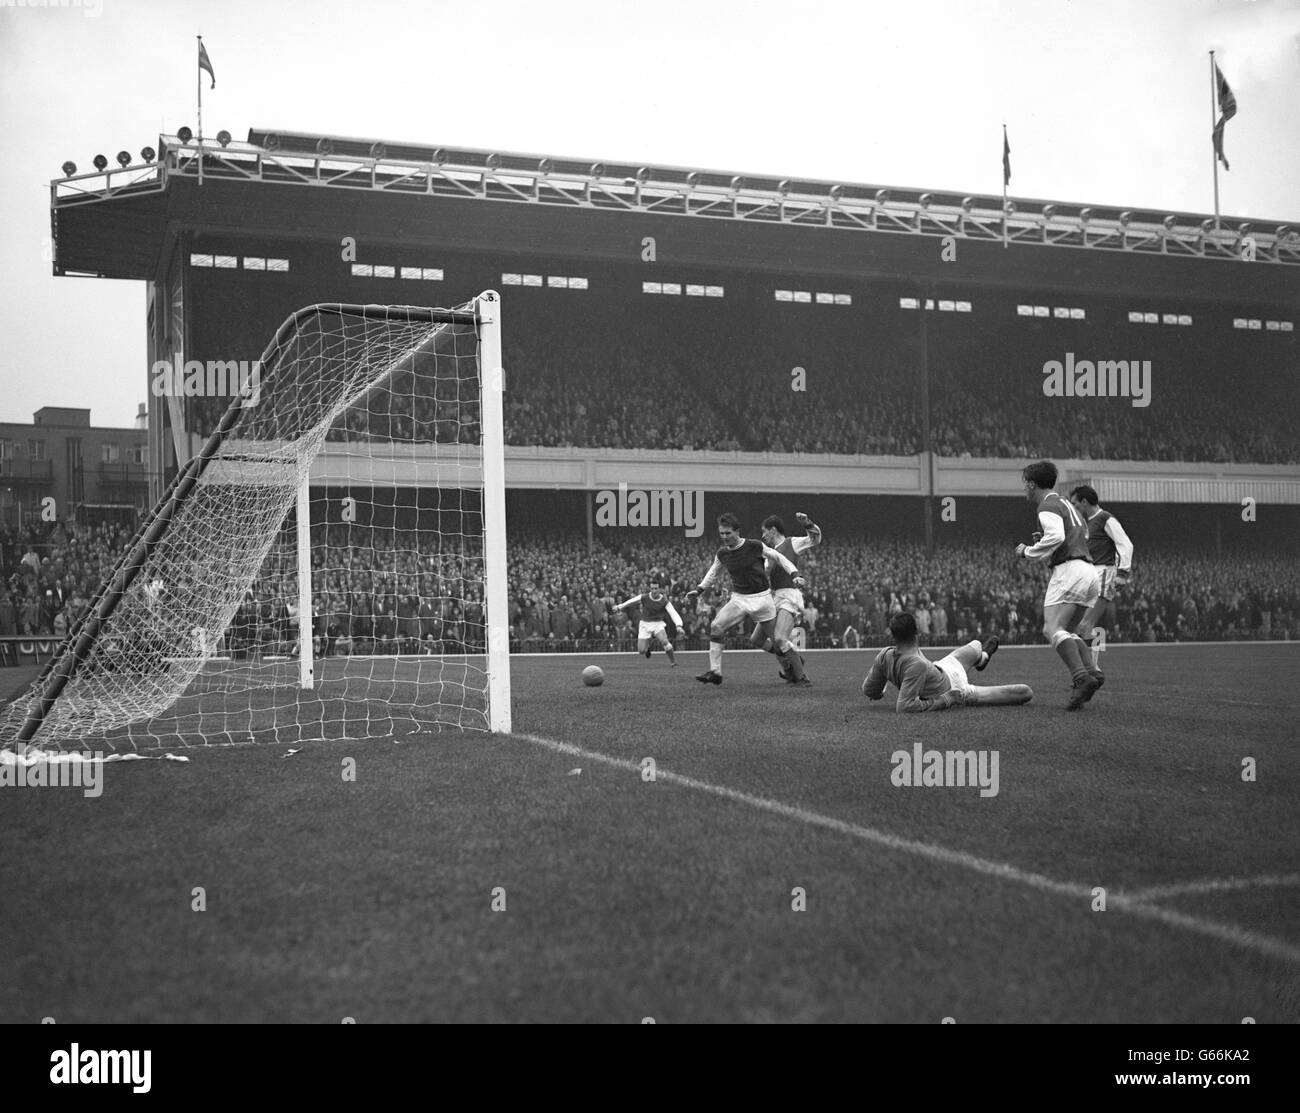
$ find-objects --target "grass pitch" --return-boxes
[2,643,1297,1023]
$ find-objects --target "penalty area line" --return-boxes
[513,730,1300,967]
[1121,873,1300,903]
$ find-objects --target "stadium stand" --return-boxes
[178,302,1297,462]
[5,519,1297,658]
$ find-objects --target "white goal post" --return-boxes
[1,292,510,750]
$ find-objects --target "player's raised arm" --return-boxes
[795,512,822,546]
[613,594,643,611]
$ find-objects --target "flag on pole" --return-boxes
[1212,62,1236,171]
[1002,126,1011,187]
[199,40,216,89]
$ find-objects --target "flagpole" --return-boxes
[1209,50,1219,230]
[196,35,203,186]
[1002,123,1009,249]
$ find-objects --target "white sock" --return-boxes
[709,643,722,672]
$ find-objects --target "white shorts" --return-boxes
[935,652,971,694]
[638,620,667,641]
[1096,564,1117,600]
[1044,560,1101,608]
[723,590,776,623]
[772,587,805,617]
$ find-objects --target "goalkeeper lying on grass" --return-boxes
[861,612,1033,713]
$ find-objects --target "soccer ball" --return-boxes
[581,665,604,687]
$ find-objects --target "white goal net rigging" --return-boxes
[0,294,510,751]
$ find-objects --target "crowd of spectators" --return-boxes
[180,306,1300,464]
[0,520,132,643]
[505,530,1300,649]
[5,519,1298,659]
[926,322,1299,463]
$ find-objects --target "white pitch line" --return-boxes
[1122,874,1300,903]
[514,731,1300,967]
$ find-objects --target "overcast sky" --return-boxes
[1,0,1297,428]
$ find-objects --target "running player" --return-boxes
[1068,485,1134,676]
[751,512,821,685]
[1015,460,1102,710]
[862,612,1031,712]
[613,579,683,667]
[685,512,802,685]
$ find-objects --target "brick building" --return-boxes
[0,404,148,527]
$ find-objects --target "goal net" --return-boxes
[0,295,510,751]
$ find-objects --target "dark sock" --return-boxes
[1054,637,1089,683]
[1077,638,1096,672]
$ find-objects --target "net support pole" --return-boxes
[477,290,511,733]
[296,475,314,690]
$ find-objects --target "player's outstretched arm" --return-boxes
[761,544,797,576]
[614,595,642,611]
[686,560,722,605]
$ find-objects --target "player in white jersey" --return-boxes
[751,512,821,685]
[613,581,683,667]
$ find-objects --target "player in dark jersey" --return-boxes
[1015,460,1102,709]
[751,512,821,685]
[685,512,801,685]
[1068,485,1134,677]
[613,581,684,667]
[862,612,1033,712]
